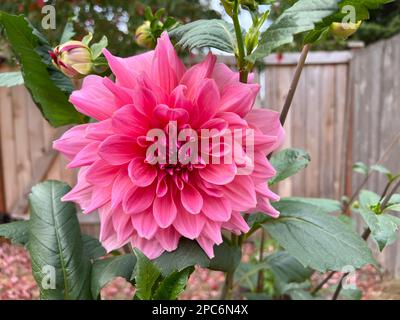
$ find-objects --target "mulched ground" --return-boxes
[0,241,395,300]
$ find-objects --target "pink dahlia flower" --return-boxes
[54,33,284,259]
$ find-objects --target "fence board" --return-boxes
[350,34,400,277]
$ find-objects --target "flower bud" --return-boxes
[50,40,93,79]
[135,21,155,49]
[330,21,362,39]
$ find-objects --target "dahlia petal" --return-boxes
[112,206,134,242]
[102,77,133,105]
[180,53,216,100]
[111,171,134,209]
[169,85,193,112]
[193,79,220,126]
[103,49,143,88]
[156,173,168,197]
[131,234,164,259]
[84,185,112,214]
[254,196,280,218]
[98,135,137,165]
[61,168,92,209]
[153,190,177,228]
[67,142,100,168]
[202,220,223,245]
[152,33,185,93]
[223,211,250,235]
[199,163,237,185]
[112,104,150,137]
[173,208,206,239]
[85,119,113,140]
[222,175,257,211]
[128,157,157,187]
[255,183,280,202]
[201,195,232,222]
[53,124,90,160]
[155,227,181,252]
[123,183,156,214]
[69,75,118,120]
[219,83,260,117]
[131,87,157,117]
[85,159,120,186]
[245,109,285,150]
[196,235,215,259]
[153,104,189,123]
[180,183,203,214]
[217,112,249,128]
[212,63,239,90]
[131,210,159,240]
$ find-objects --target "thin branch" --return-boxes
[279,44,310,125]
[311,271,336,295]
[380,179,400,211]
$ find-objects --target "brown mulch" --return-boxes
[0,241,393,300]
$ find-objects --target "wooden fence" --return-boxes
[0,34,399,276]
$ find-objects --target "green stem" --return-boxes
[232,0,248,83]
[220,1,248,300]
[256,230,266,292]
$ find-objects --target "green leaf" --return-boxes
[269,149,311,186]
[279,197,341,213]
[276,281,314,299]
[169,19,237,54]
[82,33,93,46]
[359,190,380,208]
[82,234,106,260]
[262,199,376,272]
[0,13,86,127]
[358,190,400,251]
[385,204,400,212]
[60,20,76,44]
[266,251,313,290]
[353,161,369,175]
[153,267,193,300]
[154,239,209,276]
[209,241,242,273]
[243,292,272,300]
[0,220,29,245]
[133,249,162,300]
[91,36,108,59]
[91,254,136,299]
[370,164,391,176]
[28,180,92,300]
[154,239,241,276]
[0,71,24,87]
[247,0,339,63]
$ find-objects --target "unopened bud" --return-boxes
[135,21,155,49]
[50,40,93,79]
[330,21,362,39]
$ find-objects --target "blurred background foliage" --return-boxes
[270,0,400,51]
[1,0,399,66]
[0,0,219,65]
